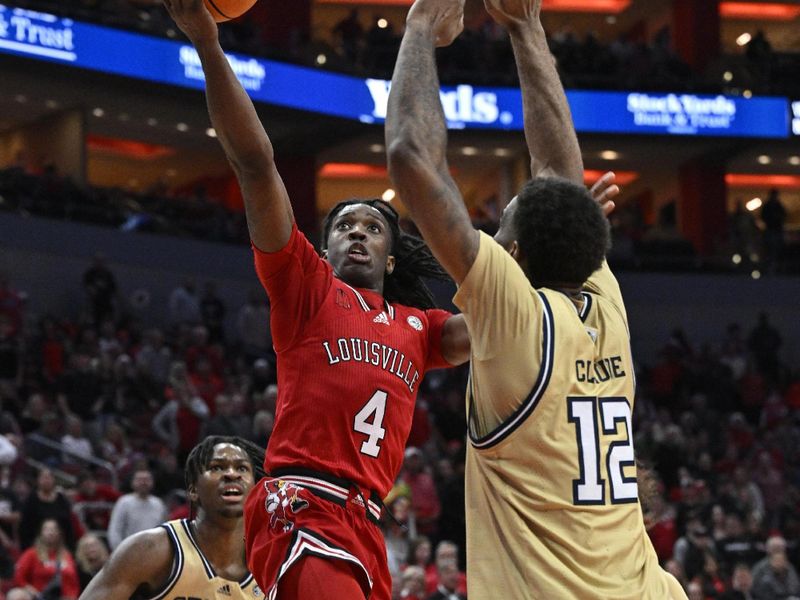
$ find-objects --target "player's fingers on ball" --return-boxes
[603,201,616,216]
[603,184,620,201]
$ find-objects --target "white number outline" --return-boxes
[353,390,388,458]
[568,396,638,505]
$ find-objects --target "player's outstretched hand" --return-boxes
[163,0,218,46]
[483,0,541,28]
[590,171,619,217]
[407,0,465,48]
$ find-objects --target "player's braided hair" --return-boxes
[321,199,450,310]
[184,436,265,491]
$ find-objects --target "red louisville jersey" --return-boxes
[253,225,453,497]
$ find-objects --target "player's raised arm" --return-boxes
[78,528,174,600]
[385,0,478,284]
[163,0,292,251]
[485,0,583,183]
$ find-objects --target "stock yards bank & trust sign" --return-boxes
[0,4,76,61]
[626,93,737,134]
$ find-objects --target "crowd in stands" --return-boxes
[2,165,798,276]
[0,210,798,598]
[9,0,800,96]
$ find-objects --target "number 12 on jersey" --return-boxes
[354,390,388,458]
[568,396,638,505]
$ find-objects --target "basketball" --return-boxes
[203,0,257,22]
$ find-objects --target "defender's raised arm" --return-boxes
[385,0,478,284]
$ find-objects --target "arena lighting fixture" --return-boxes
[736,32,752,46]
[743,90,753,98]
[493,148,513,157]
[316,0,633,13]
[377,18,389,29]
[320,162,459,178]
[147,118,158,127]
[461,146,479,156]
[382,188,396,202]
[600,150,620,160]
[751,270,761,280]
[92,107,105,117]
[745,197,763,211]
[721,2,800,20]
[723,71,734,82]
[320,163,388,178]
[584,170,638,185]
[757,155,772,165]
[788,156,800,166]
[727,174,800,188]
[86,134,175,159]
[369,144,385,153]
[176,122,189,132]
[732,254,742,265]
[316,54,327,65]
[205,128,217,138]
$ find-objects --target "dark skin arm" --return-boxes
[385,0,478,285]
[163,0,292,251]
[79,528,173,600]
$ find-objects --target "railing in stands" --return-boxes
[25,434,118,489]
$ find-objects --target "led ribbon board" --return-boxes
[0,4,790,138]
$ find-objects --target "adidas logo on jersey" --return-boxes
[217,583,232,596]
[373,311,389,325]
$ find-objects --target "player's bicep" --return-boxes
[454,233,540,360]
[79,529,173,600]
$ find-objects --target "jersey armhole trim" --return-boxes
[180,519,215,580]
[145,523,184,600]
[468,291,555,449]
[579,292,592,322]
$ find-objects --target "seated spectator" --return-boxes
[406,535,432,574]
[72,471,121,531]
[60,416,94,466]
[426,560,466,600]
[202,394,249,439]
[399,447,440,537]
[106,468,166,549]
[425,541,466,597]
[720,562,755,600]
[751,535,800,600]
[399,565,426,600]
[74,533,109,591]
[20,468,78,550]
[13,519,80,600]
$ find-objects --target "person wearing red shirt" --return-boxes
[163,3,471,599]
[73,472,122,531]
[13,519,80,599]
[399,448,440,536]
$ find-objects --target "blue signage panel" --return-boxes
[0,4,790,139]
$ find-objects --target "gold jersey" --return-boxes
[453,233,686,600]
[148,519,262,600]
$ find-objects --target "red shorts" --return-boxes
[244,475,392,600]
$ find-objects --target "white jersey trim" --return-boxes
[469,291,555,449]
[146,522,184,600]
[267,529,372,600]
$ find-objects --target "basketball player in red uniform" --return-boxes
[164,1,470,598]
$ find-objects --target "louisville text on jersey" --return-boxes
[322,338,421,392]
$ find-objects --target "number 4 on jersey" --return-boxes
[354,390,388,457]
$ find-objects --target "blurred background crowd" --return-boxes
[0,236,797,599]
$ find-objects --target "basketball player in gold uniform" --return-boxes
[80,437,265,600]
[385,0,689,598]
